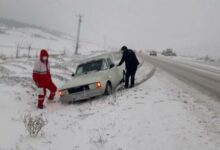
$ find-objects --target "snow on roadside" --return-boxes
[0,53,219,150]
[0,54,85,149]
[163,55,220,74]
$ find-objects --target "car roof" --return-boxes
[79,53,114,65]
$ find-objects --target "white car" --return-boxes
[58,54,125,102]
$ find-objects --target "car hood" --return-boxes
[60,71,106,90]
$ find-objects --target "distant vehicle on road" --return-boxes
[149,50,157,56]
[162,48,177,56]
[58,54,125,103]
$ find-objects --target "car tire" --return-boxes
[104,82,112,95]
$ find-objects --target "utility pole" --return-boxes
[75,14,83,55]
[16,43,19,58]
[27,43,32,58]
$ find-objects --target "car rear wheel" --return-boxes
[104,82,112,95]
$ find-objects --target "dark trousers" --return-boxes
[125,66,137,88]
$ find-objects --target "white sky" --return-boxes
[0,0,220,56]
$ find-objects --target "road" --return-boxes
[143,55,220,99]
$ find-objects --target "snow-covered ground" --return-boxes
[0,51,219,150]
[0,24,106,58]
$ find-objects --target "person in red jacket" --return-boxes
[33,49,57,109]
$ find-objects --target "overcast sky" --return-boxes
[0,0,220,56]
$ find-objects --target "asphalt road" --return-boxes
[143,55,220,99]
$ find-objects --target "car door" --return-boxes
[106,58,123,88]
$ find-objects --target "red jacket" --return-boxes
[33,49,52,87]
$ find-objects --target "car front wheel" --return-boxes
[104,82,112,95]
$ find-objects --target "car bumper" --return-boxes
[59,88,105,102]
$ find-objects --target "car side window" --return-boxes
[102,60,108,70]
[75,66,83,75]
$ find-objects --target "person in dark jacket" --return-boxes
[117,46,139,88]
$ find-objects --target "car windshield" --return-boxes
[75,59,106,76]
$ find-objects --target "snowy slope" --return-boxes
[0,20,105,58]
[0,52,219,150]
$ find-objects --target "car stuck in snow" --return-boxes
[58,54,125,102]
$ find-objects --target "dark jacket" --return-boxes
[118,49,139,70]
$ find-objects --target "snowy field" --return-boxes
[0,23,220,150]
[0,51,220,150]
[0,24,106,58]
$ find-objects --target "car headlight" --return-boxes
[89,81,102,89]
[96,81,102,88]
[58,90,68,96]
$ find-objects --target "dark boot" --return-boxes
[129,85,134,88]
[38,105,44,109]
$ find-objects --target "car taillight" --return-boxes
[96,81,102,88]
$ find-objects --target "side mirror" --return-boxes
[72,73,75,77]
[110,64,115,68]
